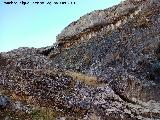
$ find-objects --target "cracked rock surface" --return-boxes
[0,0,160,119]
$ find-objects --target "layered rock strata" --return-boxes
[0,0,160,119]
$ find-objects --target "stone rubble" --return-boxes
[0,0,160,119]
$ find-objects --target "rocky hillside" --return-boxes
[0,0,160,119]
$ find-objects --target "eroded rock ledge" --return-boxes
[40,0,160,58]
[0,0,160,119]
[56,0,159,48]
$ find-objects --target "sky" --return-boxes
[0,0,122,52]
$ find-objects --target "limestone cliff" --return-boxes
[0,0,160,119]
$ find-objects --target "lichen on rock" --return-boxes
[0,0,160,119]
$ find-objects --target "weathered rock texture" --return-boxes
[0,0,160,119]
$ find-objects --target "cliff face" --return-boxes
[0,0,160,119]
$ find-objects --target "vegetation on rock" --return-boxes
[0,0,160,119]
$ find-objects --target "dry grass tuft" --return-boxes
[65,71,98,86]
